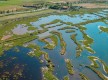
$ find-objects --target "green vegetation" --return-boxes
[88,56,99,68]
[27,26,37,31]
[65,30,75,33]
[0,32,38,56]
[75,17,108,26]
[27,43,56,78]
[41,52,58,80]
[43,53,55,72]
[88,56,108,74]
[40,38,55,50]
[38,28,48,34]
[50,35,58,46]
[0,44,4,56]
[79,27,93,46]
[79,26,95,54]
[0,10,55,37]
[58,26,75,30]
[79,73,89,80]
[70,26,95,57]
[99,59,108,74]
[65,59,74,75]
[40,19,61,28]
[47,23,63,29]
[99,26,108,33]
[62,8,106,17]
[70,34,83,57]
[0,9,55,22]
[0,1,108,80]
[27,44,46,58]
[51,31,66,55]
[63,75,69,80]
[86,66,108,80]
[79,26,87,31]
[39,35,58,50]
[42,67,58,80]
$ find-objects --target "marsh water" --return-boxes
[1,10,108,80]
[0,46,42,80]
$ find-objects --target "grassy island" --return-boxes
[86,66,108,80]
[63,75,69,80]
[79,73,89,80]
[58,26,76,30]
[99,26,108,33]
[65,30,75,33]
[65,59,74,75]
[79,26,95,54]
[99,59,108,74]
[40,19,61,29]
[70,34,83,57]
[88,56,99,68]
[51,31,66,55]
[88,56,108,74]
[39,35,58,50]
[38,28,48,34]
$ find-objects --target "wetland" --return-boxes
[0,2,108,79]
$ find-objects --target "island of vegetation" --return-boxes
[99,26,108,33]
[70,33,83,57]
[88,56,108,74]
[79,73,89,80]
[58,26,76,31]
[88,56,99,68]
[86,66,108,80]
[99,59,108,74]
[63,75,69,80]
[39,35,58,50]
[51,31,66,55]
[40,19,62,29]
[65,59,74,75]
[79,26,95,54]
[65,29,75,33]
